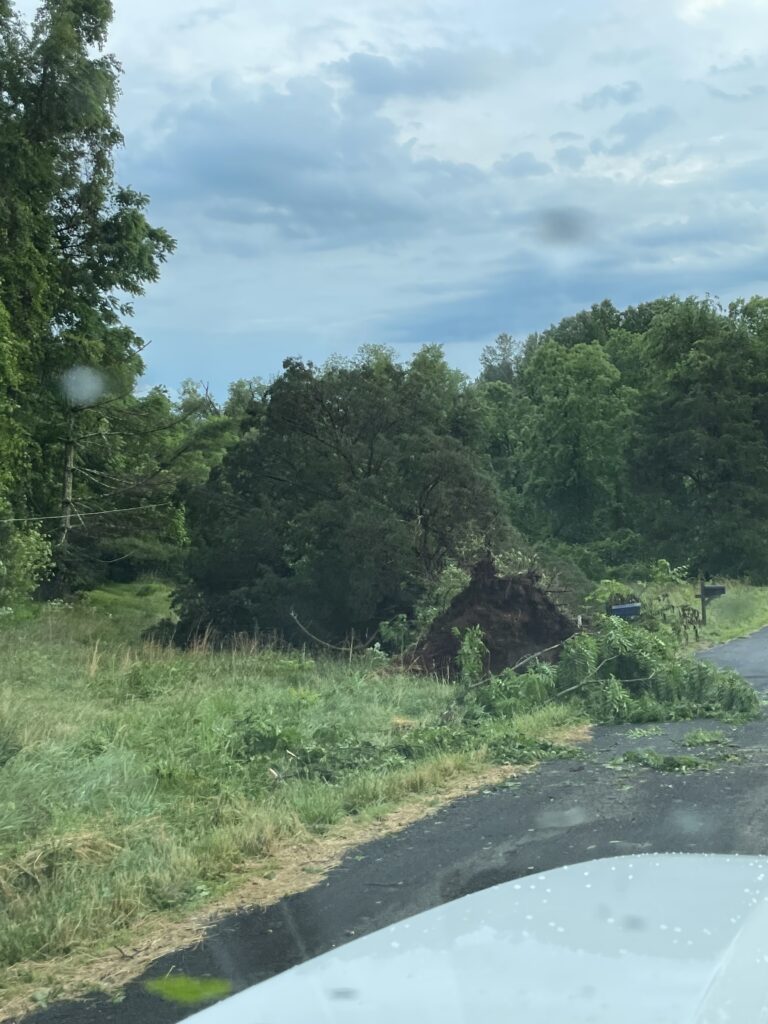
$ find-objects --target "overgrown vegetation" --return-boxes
[0,588,581,981]
[0,583,759,989]
[172,296,768,648]
[1,2,767,635]
[585,561,768,651]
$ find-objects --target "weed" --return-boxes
[452,624,488,689]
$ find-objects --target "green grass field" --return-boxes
[0,582,580,999]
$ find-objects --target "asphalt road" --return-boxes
[697,624,768,689]
[9,627,768,1024]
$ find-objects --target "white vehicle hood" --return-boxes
[186,853,768,1024]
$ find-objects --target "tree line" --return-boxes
[3,2,768,645]
[172,295,768,644]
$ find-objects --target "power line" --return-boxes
[0,502,173,525]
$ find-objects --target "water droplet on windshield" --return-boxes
[330,988,358,1001]
[60,366,108,407]
[621,915,646,932]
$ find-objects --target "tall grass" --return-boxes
[0,585,578,976]
[1,577,762,983]
[643,579,768,648]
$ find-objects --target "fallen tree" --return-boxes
[412,556,577,679]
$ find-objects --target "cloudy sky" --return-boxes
[17,0,768,394]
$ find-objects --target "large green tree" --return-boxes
[0,0,175,586]
[46,378,255,589]
[633,297,768,578]
[479,333,520,384]
[524,299,622,355]
[177,347,509,643]
[514,341,634,545]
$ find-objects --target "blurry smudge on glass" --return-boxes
[59,366,108,408]
[532,206,594,244]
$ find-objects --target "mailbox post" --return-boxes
[698,580,726,625]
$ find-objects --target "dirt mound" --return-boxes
[413,556,577,679]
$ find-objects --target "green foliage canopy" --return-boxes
[178,347,509,642]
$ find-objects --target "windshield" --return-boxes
[2,2,768,1022]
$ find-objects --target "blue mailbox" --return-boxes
[608,602,642,621]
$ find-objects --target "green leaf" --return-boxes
[144,976,233,1006]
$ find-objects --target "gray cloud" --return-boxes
[715,158,768,194]
[628,211,767,250]
[326,46,523,101]
[706,84,767,102]
[579,80,642,110]
[376,246,764,352]
[114,4,768,394]
[642,154,670,173]
[602,105,678,154]
[293,17,350,42]
[494,151,552,177]
[554,145,588,170]
[133,74,495,253]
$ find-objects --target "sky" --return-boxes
[16,0,768,396]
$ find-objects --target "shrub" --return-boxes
[0,519,53,608]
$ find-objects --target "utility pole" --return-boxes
[59,411,75,548]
